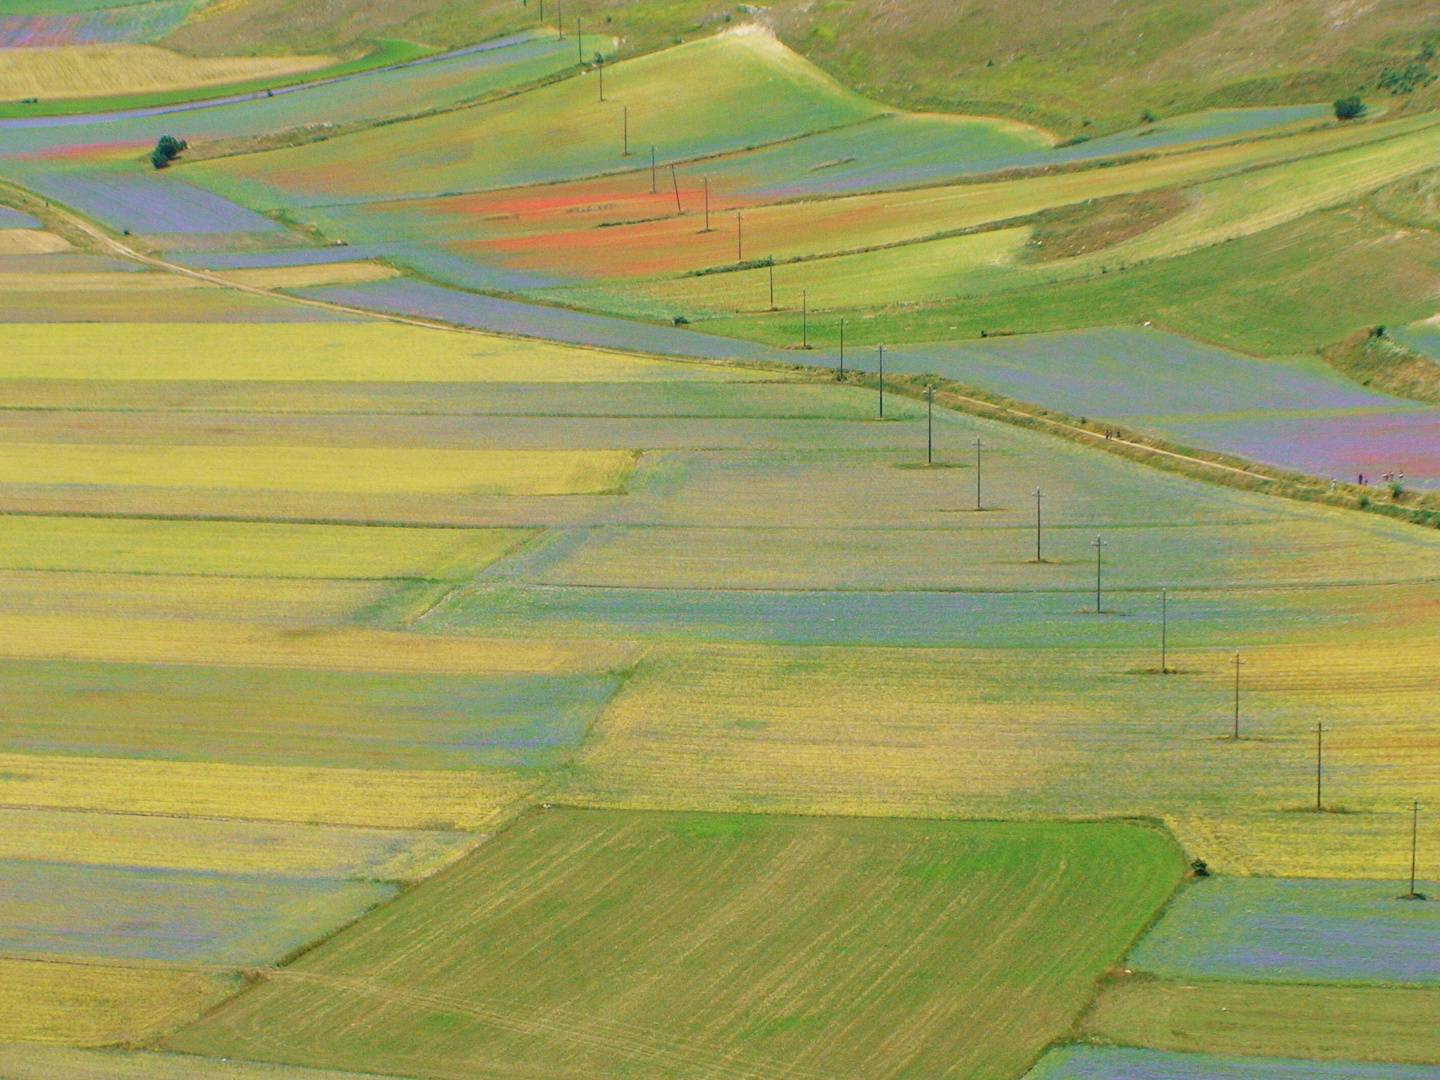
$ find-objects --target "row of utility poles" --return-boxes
[910,399,1425,892]
[551,67,1429,893]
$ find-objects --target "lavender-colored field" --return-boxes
[22,172,283,233]
[1027,1046,1440,1080]
[296,279,784,360]
[895,328,1396,417]
[1165,411,1440,488]
[0,32,574,154]
[886,328,1440,488]
[172,244,395,270]
[0,858,394,965]
[424,580,1402,649]
[1395,321,1440,362]
[1128,876,1440,984]
[173,240,561,290]
[0,205,40,228]
[729,105,1331,199]
[0,0,195,48]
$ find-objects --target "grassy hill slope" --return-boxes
[158,0,1440,135]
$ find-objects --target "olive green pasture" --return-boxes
[0,959,242,1048]
[167,810,1184,1080]
[0,1044,404,1080]
[0,807,479,881]
[1082,976,1440,1065]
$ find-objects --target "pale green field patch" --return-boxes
[0,518,535,580]
[0,808,481,882]
[0,753,538,829]
[0,445,637,495]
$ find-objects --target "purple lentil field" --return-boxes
[1127,876,1440,984]
[1027,1046,1440,1080]
[0,858,394,966]
[20,171,285,234]
[890,328,1440,488]
[296,278,784,360]
[0,1,195,48]
[0,205,41,228]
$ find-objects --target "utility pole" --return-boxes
[838,318,845,380]
[577,17,583,62]
[768,262,774,310]
[1161,589,1169,674]
[1315,722,1326,811]
[877,344,885,418]
[1092,536,1107,614]
[670,164,681,213]
[1232,652,1244,739]
[1033,488,1044,562]
[556,0,562,37]
[973,438,984,511]
[926,384,934,465]
[597,54,603,100]
[622,106,629,155]
[1406,798,1424,899]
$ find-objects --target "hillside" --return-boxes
[155,0,1440,133]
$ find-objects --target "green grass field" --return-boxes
[0,1044,406,1080]
[167,810,1183,1080]
[1082,976,1440,1065]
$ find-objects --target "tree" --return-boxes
[1334,96,1365,120]
[149,134,188,169]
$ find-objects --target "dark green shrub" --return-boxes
[1334,96,1365,119]
[150,135,188,168]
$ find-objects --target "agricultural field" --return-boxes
[0,0,200,51]
[0,44,331,101]
[1027,1046,1440,1080]
[166,810,1184,1080]
[1128,876,1440,984]
[0,7,1438,1080]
